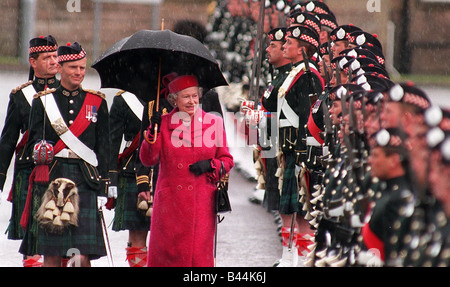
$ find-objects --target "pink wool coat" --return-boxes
[139,108,234,267]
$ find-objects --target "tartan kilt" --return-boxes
[262,156,280,212]
[19,159,106,260]
[279,152,305,216]
[111,174,150,231]
[6,167,32,240]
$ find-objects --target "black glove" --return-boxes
[189,159,213,176]
[149,111,162,134]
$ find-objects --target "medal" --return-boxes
[86,105,98,122]
[312,100,322,113]
[263,85,274,99]
[92,106,98,122]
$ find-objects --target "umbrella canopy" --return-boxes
[92,29,228,102]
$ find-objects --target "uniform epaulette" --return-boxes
[115,90,126,96]
[34,88,57,99]
[11,81,33,94]
[83,88,106,99]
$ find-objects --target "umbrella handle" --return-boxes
[143,127,158,144]
[144,55,162,145]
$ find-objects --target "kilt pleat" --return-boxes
[279,153,304,215]
[111,175,150,231]
[6,167,32,240]
[262,157,280,212]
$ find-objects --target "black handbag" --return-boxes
[216,162,231,214]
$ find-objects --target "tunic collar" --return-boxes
[60,86,81,97]
[34,76,58,88]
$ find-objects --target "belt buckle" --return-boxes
[68,149,79,159]
[51,118,69,136]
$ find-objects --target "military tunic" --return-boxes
[109,91,150,231]
[278,60,323,215]
[259,63,291,211]
[401,199,449,267]
[362,175,413,263]
[19,85,109,259]
[0,76,59,239]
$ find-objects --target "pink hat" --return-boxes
[168,75,198,94]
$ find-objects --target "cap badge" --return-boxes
[337,28,346,40]
[356,34,366,46]
[275,29,284,41]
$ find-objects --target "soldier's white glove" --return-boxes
[245,110,266,128]
[0,190,2,206]
[240,100,255,115]
[258,113,267,129]
[108,186,118,199]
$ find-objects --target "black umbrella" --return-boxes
[91,29,228,102]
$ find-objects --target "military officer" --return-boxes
[361,128,414,266]
[329,24,362,58]
[399,107,450,267]
[251,27,292,215]
[381,83,431,193]
[273,24,323,266]
[19,42,109,267]
[108,90,151,267]
[0,35,59,267]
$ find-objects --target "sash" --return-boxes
[15,81,34,153]
[117,133,140,167]
[307,110,325,145]
[277,61,323,129]
[41,92,102,166]
[21,93,102,229]
[117,92,143,166]
[121,91,143,121]
[21,84,37,106]
[277,63,306,128]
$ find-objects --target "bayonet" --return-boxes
[323,56,331,88]
[336,62,342,86]
[302,48,318,106]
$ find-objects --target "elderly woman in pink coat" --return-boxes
[139,75,234,267]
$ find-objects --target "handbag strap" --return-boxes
[219,161,229,182]
[219,161,225,178]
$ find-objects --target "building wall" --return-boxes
[1,0,448,75]
[0,0,211,65]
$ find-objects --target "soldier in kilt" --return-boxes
[108,90,151,267]
[274,25,324,266]
[19,42,109,267]
[0,35,59,267]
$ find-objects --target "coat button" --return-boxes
[177,163,183,169]
[177,185,182,190]
[188,185,193,191]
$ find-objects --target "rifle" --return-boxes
[322,99,335,159]
[322,55,331,89]
[336,61,342,86]
[301,48,319,107]
[248,0,266,104]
